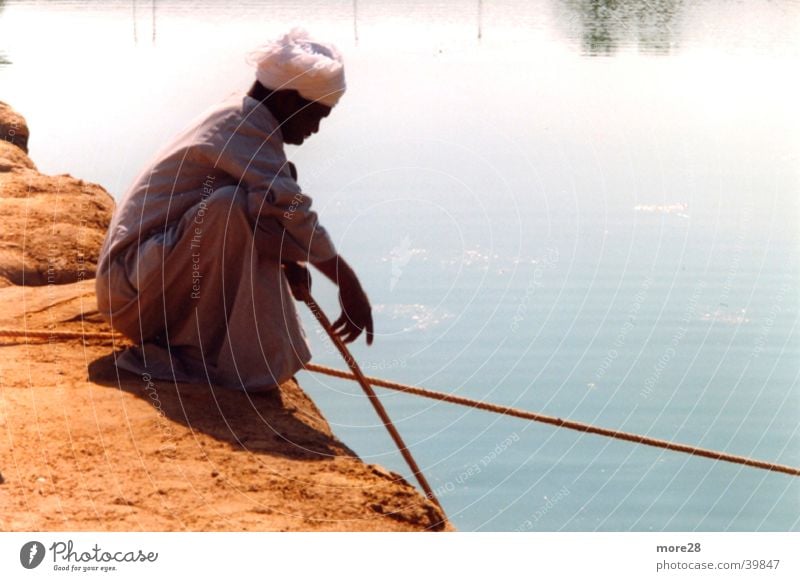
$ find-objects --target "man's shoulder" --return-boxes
[198,92,277,132]
[188,93,248,130]
[133,92,284,180]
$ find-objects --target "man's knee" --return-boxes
[185,185,256,258]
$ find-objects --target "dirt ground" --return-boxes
[0,280,449,531]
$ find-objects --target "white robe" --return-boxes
[95,93,337,391]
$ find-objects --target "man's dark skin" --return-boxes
[247,81,374,346]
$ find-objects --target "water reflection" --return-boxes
[562,0,683,55]
[131,0,157,45]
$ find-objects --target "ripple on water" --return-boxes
[373,303,454,332]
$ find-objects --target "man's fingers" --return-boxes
[334,318,364,344]
[344,327,364,344]
[332,313,348,332]
[336,328,354,344]
[338,319,359,343]
[331,301,372,345]
[340,331,358,344]
[340,320,372,345]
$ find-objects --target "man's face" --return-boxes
[277,92,332,146]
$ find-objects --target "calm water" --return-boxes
[1,0,798,531]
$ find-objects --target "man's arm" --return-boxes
[211,115,371,343]
[314,255,374,345]
[280,162,372,345]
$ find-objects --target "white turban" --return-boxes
[248,28,346,108]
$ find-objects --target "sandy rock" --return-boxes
[0,102,114,286]
[0,100,29,153]
[0,140,36,172]
[0,171,114,285]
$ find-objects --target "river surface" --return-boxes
[1,0,798,531]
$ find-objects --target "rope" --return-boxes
[1,327,798,477]
[0,329,121,341]
[304,363,800,478]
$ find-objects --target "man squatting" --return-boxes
[96,29,374,393]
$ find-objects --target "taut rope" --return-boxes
[304,363,800,477]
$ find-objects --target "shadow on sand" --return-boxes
[88,350,356,461]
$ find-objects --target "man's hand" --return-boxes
[314,255,374,346]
